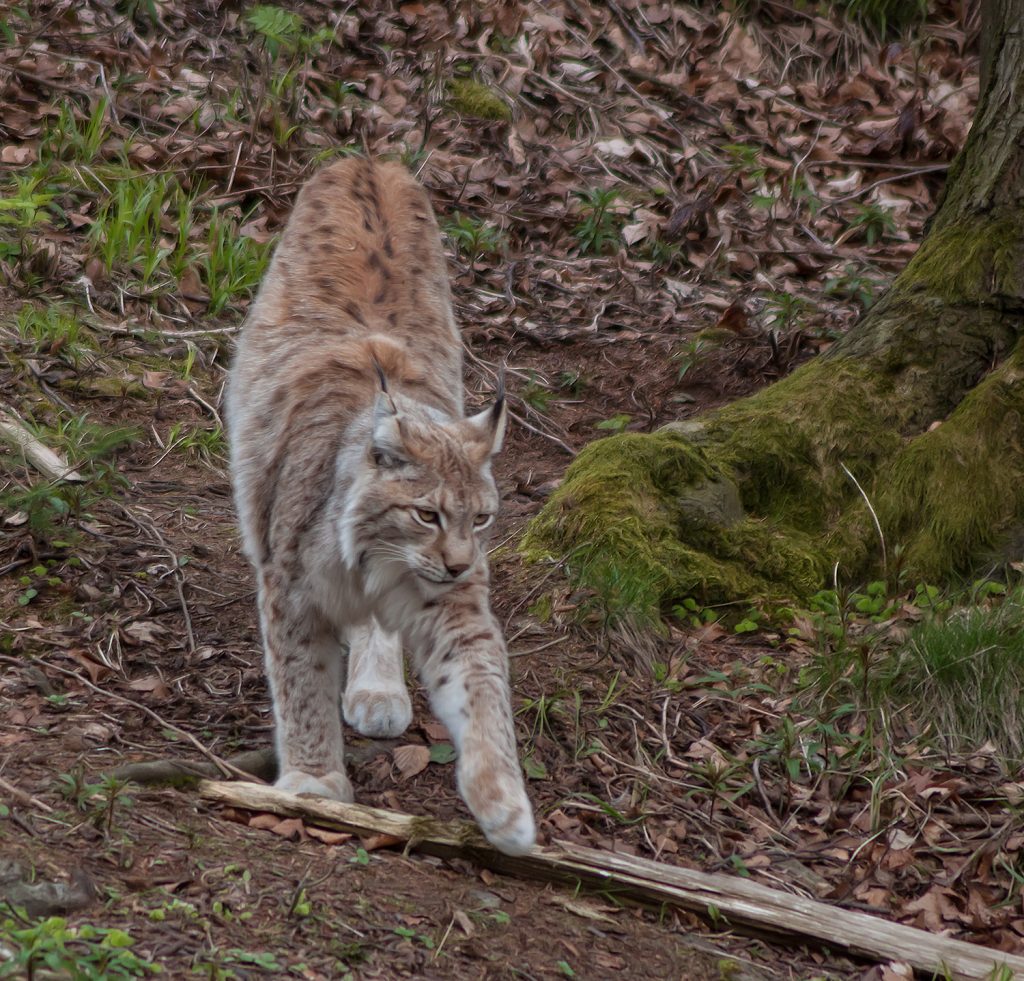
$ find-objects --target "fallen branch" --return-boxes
[0,406,84,482]
[110,740,395,786]
[199,780,1024,981]
[110,749,276,786]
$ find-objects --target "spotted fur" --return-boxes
[227,158,534,855]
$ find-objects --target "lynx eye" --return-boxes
[473,513,494,530]
[412,507,441,526]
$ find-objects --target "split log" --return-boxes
[199,780,1024,981]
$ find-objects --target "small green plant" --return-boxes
[845,202,896,245]
[349,847,370,866]
[0,916,157,978]
[167,422,227,466]
[557,370,588,396]
[246,5,333,59]
[887,585,1024,762]
[833,0,928,36]
[0,174,56,229]
[192,946,282,977]
[572,187,622,255]
[246,5,302,57]
[789,173,821,216]
[824,263,882,309]
[1,411,136,538]
[672,596,718,628]
[673,338,708,381]
[392,926,435,950]
[203,209,273,315]
[519,371,554,412]
[641,236,683,267]
[763,291,810,332]
[651,661,684,694]
[89,173,199,290]
[444,211,504,264]
[40,97,111,164]
[595,413,631,433]
[733,609,763,634]
[54,770,133,832]
[722,143,767,183]
[14,304,92,363]
[43,414,139,472]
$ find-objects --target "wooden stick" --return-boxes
[0,406,84,482]
[110,740,396,786]
[199,780,1024,981]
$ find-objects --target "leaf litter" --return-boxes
[0,0,1007,977]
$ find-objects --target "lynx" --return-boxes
[226,158,535,855]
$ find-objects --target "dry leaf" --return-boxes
[305,826,352,846]
[393,744,430,780]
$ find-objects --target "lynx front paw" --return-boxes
[276,769,354,803]
[459,761,536,856]
[343,687,413,738]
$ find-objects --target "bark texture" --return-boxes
[524,0,1024,615]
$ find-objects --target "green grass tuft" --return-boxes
[887,587,1024,762]
[829,0,929,36]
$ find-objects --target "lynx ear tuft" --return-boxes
[468,367,507,456]
[371,391,407,467]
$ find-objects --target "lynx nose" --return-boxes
[445,562,470,579]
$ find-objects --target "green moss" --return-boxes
[709,358,904,529]
[521,430,826,619]
[447,79,511,122]
[60,375,150,399]
[873,340,1024,578]
[898,214,1024,303]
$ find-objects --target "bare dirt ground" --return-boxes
[3,1,1014,978]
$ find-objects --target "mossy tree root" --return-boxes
[525,1,1024,617]
[523,247,1024,617]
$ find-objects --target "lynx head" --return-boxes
[343,378,507,595]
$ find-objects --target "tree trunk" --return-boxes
[523,0,1024,616]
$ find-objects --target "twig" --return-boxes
[107,739,397,786]
[824,165,951,210]
[509,636,567,658]
[0,774,54,814]
[508,408,577,456]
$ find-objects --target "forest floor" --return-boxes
[2,1,1018,978]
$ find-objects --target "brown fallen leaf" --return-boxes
[422,721,451,742]
[1,145,36,165]
[360,832,403,852]
[305,825,352,846]
[249,813,305,840]
[128,674,172,700]
[393,744,430,780]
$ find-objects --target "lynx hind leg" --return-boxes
[261,592,353,803]
[343,621,413,738]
